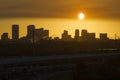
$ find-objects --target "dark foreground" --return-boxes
[0,40,120,57]
[0,53,120,80]
[0,40,120,80]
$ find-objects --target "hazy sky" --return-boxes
[0,0,120,19]
[0,0,120,39]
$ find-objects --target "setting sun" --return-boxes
[78,13,85,20]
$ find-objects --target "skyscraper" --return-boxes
[27,25,35,40]
[34,28,44,42]
[81,29,87,37]
[87,33,96,41]
[12,24,19,40]
[81,29,88,41]
[74,29,79,40]
[62,30,72,41]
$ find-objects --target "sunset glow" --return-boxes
[0,0,120,39]
[78,13,85,20]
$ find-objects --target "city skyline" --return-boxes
[0,19,120,39]
[1,1,120,79]
[1,24,115,42]
[0,0,120,39]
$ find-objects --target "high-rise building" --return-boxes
[100,33,108,40]
[34,28,49,42]
[81,29,87,37]
[1,33,9,41]
[34,28,43,42]
[87,33,96,41]
[62,30,72,41]
[62,30,68,40]
[27,25,35,39]
[74,29,79,40]
[12,24,19,40]
[81,29,88,41]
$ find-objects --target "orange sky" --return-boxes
[0,18,120,39]
[0,0,120,19]
[0,0,120,39]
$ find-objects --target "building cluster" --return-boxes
[26,25,50,43]
[1,24,110,43]
[1,24,50,43]
[56,29,108,41]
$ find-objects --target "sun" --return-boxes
[78,13,85,20]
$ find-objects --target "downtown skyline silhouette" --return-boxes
[1,0,120,80]
[1,23,119,42]
[0,24,115,43]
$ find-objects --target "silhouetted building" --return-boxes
[81,29,87,37]
[27,25,35,38]
[81,29,88,41]
[34,28,44,42]
[87,33,96,41]
[100,33,109,40]
[81,29,96,41]
[12,24,19,40]
[34,28,49,43]
[1,33,9,41]
[74,29,80,40]
[62,30,72,41]
[27,25,35,42]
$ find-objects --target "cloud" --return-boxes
[0,0,120,19]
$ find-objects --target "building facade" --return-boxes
[12,24,19,40]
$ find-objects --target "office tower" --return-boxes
[81,29,88,41]
[62,30,72,41]
[34,28,43,42]
[27,25,35,39]
[62,30,68,40]
[12,24,19,40]
[74,29,79,40]
[81,29,87,37]
[34,28,49,42]
[87,33,96,41]
[100,33,108,40]
[1,33,9,41]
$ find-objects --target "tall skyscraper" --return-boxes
[27,25,35,39]
[74,29,79,40]
[12,24,19,40]
[81,29,88,41]
[34,28,44,42]
[81,29,87,37]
